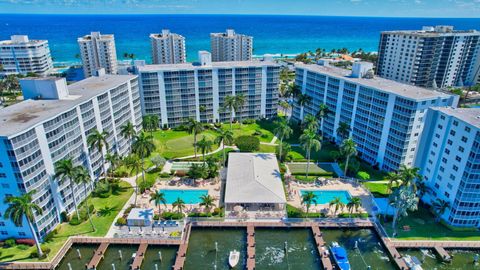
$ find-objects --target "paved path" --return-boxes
[106,178,137,237]
[269,135,278,144]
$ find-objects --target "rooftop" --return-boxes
[137,60,278,72]
[0,74,136,137]
[295,62,453,101]
[224,153,286,204]
[382,25,479,36]
[433,107,480,129]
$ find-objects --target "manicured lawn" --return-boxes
[288,143,338,162]
[363,181,390,197]
[221,120,275,143]
[258,144,277,153]
[358,161,389,181]
[151,129,219,159]
[0,181,133,262]
[381,206,480,241]
[287,163,329,174]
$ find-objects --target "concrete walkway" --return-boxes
[105,177,138,237]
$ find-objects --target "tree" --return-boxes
[278,100,291,115]
[347,197,362,217]
[185,118,204,158]
[340,138,357,177]
[301,191,318,217]
[4,191,44,258]
[235,135,260,152]
[386,172,402,193]
[124,154,142,206]
[73,166,96,232]
[87,129,109,179]
[195,136,213,163]
[105,152,121,179]
[274,118,293,162]
[336,122,350,141]
[142,115,159,137]
[296,93,312,120]
[304,114,319,131]
[199,194,216,213]
[329,197,345,216]
[205,156,219,179]
[54,159,80,220]
[398,165,422,192]
[223,94,246,129]
[187,163,207,180]
[276,142,292,162]
[150,154,166,169]
[315,104,331,131]
[215,129,234,166]
[132,132,155,187]
[300,129,321,178]
[123,52,135,65]
[234,94,246,121]
[287,84,302,98]
[172,198,186,214]
[388,186,418,236]
[432,198,450,222]
[150,191,167,215]
[120,121,136,152]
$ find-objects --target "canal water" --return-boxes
[56,244,98,270]
[141,245,178,270]
[184,228,247,270]
[255,228,322,269]
[401,248,480,270]
[322,228,396,270]
[96,244,138,270]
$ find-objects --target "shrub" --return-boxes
[169,231,181,237]
[242,119,256,124]
[214,122,222,128]
[212,207,223,217]
[60,211,69,222]
[4,238,16,248]
[188,212,212,217]
[160,172,171,178]
[338,212,369,218]
[253,130,263,136]
[16,238,35,246]
[175,170,186,177]
[116,217,127,226]
[286,204,303,218]
[161,212,184,220]
[17,244,30,250]
[153,214,160,220]
[43,230,57,243]
[357,171,370,181]
[235,136,260,152]
[261,134,269,138]
[68,216,82,226]
[30,247,51,259]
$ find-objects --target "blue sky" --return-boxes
[1,0,479,17]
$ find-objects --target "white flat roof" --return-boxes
[137,60,278,72]
[127,208,154,221]
[432,107,480,129]
[225,153,286,204]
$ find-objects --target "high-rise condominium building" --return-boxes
[0,74,141,240]
[210,29,253,62]
[416,107,480,228]
[150,29,186,64]
[292,61,458,172]
[135,51,279,127]
[376,25,480,88]
[78,32,118,78]
[0,35,53,76]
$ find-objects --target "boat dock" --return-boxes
[311,226,333,270]
[433,246,452,262]
[130,243,148,270]
[87,242,109,270]
[247,224,255,270]
[172,222,192,270]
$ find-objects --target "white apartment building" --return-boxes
[150,29,186,64]
[135,51,279,127]
[0,35,53,77]
[78,32,118,78]
[292,61,458,172]
[377,25,480,88]
[416,107,480,228]
[210,29,253,62]
[0,74,141,240]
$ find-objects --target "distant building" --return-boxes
[0,35,53,76]
[78,32,118,78]
[292,61,458,172]
[376,25,480,88]
[0,74,141,240]
[210,29,253,62]
[150,30,186,64]
[135,51,279,127]
[416,107,480,228]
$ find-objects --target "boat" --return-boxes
[228,250,240,268]
[403,254,423,270]
[329,242,351,270]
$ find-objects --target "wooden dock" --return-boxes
[172,222,192,270]
[311,226,333,270]
[247,224,255,270]
[130,243,148,270]
[433,246,451,262]
[87,242,109,270]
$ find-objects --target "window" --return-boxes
[459,146,464,153]
[453,165,458,171]
[445,192,450,198]
[461,136,467,143]
[453,120,458,126]
[455,156,461,162]
[447,140,452,145]
[450,130,456,136]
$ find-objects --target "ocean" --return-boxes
[1,14,479,65]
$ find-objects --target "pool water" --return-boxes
[160,189,208,204]
[301,190,351,204]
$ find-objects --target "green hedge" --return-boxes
[286,204,325,218]
[161,212,184,220]
[338,212,369,218]
[291,172,334,177]
[235,135,260,152]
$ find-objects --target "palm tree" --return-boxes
[123,52,135,64]
[336,122,350,141]
[142,115,159,137]
[199,194,216,213]
[274,118,293,162]
[299,129,321,178]
[87,129,109,179]
[54,159,80,220]
[288,84,302,98]
[120,121,136,152]
[234,94,246,121]
[398,165,422,192]
[186,118,204,158]
[195,136,213,163]
[301,191,318,217]
[389,186,418,236]
[73,166,96,232]
[4,191,44,258]
[304,114,319,131]
[150,191,167,215]
[329,197,345,216]
[340,138,357,177]
[172,198,186,214]
[432,199,450,222]
[223,95,237,130]
[386,172,402,193]
[346,197,362,217]
[296,93,312,120]
[214,129,234,166]
[124,154,142,206]
[132,132,155,186]
[315,104,331,131]
[105,152,121,179]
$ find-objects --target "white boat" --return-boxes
[228,250,240,268]
[403,254,423,270]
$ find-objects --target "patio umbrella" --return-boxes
[234,205,243,212]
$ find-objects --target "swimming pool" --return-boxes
[159,189,208,204]
[300,190,351,204]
